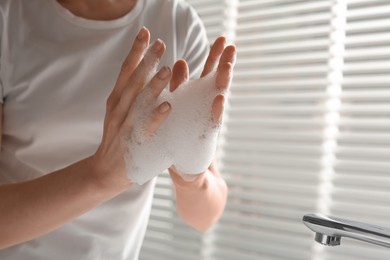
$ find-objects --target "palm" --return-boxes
[169,37,236,126]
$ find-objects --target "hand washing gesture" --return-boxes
[122,36,236,185]
[93,27,236,186]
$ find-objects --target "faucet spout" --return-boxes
[314,233,341,246]
[303,213,390,248]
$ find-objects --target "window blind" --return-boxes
[139,1,227,259]
[209,1,332,259]
[324,0,390,259]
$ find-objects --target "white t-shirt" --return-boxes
[0,0,208,259]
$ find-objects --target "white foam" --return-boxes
[122,71,223,185]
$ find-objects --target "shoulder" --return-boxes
[140,0,207,57]
[143,0,200,24]
[141,0,208,78]
[144,0,208,78]
[144,0,205,42]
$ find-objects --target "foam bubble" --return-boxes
[122,71,223,185]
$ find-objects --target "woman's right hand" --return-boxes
[91,27,172,190]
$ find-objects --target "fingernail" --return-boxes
[137,27,147,41]
[152,39,163,52]
[157,66,171,79]
[159,102,171,113]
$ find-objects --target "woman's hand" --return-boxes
[92,27,173,190]
[169,36,236,184]
[167,39,234,230]
[171,36,236,126]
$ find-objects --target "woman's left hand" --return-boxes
[168,36,236,183]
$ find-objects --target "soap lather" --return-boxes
[122,71,224,185]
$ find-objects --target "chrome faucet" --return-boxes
[302,213,390,248]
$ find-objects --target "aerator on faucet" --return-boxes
[302,213,390,248]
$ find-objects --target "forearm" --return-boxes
[0,155,131,249]
[170,163,228,231]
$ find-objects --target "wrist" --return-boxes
[86,154,132,196]
[169,167,209,191]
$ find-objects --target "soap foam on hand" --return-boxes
[122,71,223,185]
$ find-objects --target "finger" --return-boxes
[219,45,237,68]
[145,101,172,135]
[108,27,150,107]
[215,62,233,91]
[149,66,172,98]
[201,36,226,77]
[169,59,189,92]
[116,39,166,116]
[215,45,236,90]
[212,94,225,126]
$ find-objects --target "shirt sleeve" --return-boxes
[175,1,210,80]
